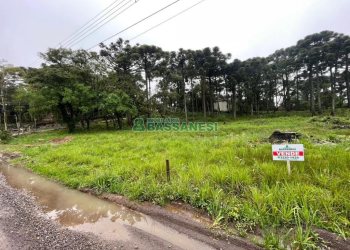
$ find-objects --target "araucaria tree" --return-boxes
[3,31,348,132]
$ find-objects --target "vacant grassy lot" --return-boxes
[2,113,350,248]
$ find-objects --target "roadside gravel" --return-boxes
[0,173,125,250]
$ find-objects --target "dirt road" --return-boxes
[0,173,123,250]
[0,156,260,250]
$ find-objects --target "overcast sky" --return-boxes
[1,0,350,67]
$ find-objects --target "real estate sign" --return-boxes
[272,144,304,162]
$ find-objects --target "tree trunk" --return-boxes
[190,78,195,118]
[67,120,76,133]
[201,77,206,119]
[85,119,90,130]
[182,71,188,124]
[267,80,273,113]
[309,65,315,116]
[127,114,133,127]
[0,87,7,131]
[59,103,75,133]
[295,71,300,110]
[316,71,322,114]
[216,85,220,114]
[282,76,286,110]
[148,78,151,99]
[224,76,229,112]
[345,55,350,108]
[105,117,109,129]
[117,116,122,130]
[144,59,149,101]
[208,77,213,114]
[233,81,237,119]
[145,77,149,100]
[331,64,337,116]
[15,115,20,135]
[285,74,291,111]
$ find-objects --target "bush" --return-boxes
[0,130,12,143]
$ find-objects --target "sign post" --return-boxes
[272,144,304,175]
[287,160,291,175]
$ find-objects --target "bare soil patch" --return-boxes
[50,136,73,144]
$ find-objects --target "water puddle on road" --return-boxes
[0,164,213,250]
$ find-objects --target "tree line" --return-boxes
[0,30,349,132]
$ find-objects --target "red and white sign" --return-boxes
[272,144,304,161]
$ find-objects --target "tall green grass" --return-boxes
[3,114,350,248]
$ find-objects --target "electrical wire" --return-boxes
[57,0,124,47]
[129,0,206,41]
[87,0,181,50]
[64,0,135,48]
[31,0,126,66]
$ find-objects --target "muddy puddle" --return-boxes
[0,164,214,250]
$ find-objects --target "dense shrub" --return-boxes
[0,130,12,143]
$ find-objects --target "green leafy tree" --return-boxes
[27,48,98,132]
[99,90,137,129]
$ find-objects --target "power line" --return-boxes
[66,0,136,48]
[57,0,123,47]
[87,0,181,50]
[129,0,206,41]
[31,0,125,66]
[62,0,128,47]
[29,52,43,68]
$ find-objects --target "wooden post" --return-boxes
[166,159,170,182]
[286,140,291,175]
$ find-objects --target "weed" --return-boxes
[2,113,349,246]
[0,130,12,144]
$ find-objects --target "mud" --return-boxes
[315,229,350,250]
[0,163,255,250]
[99,194,260,250]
